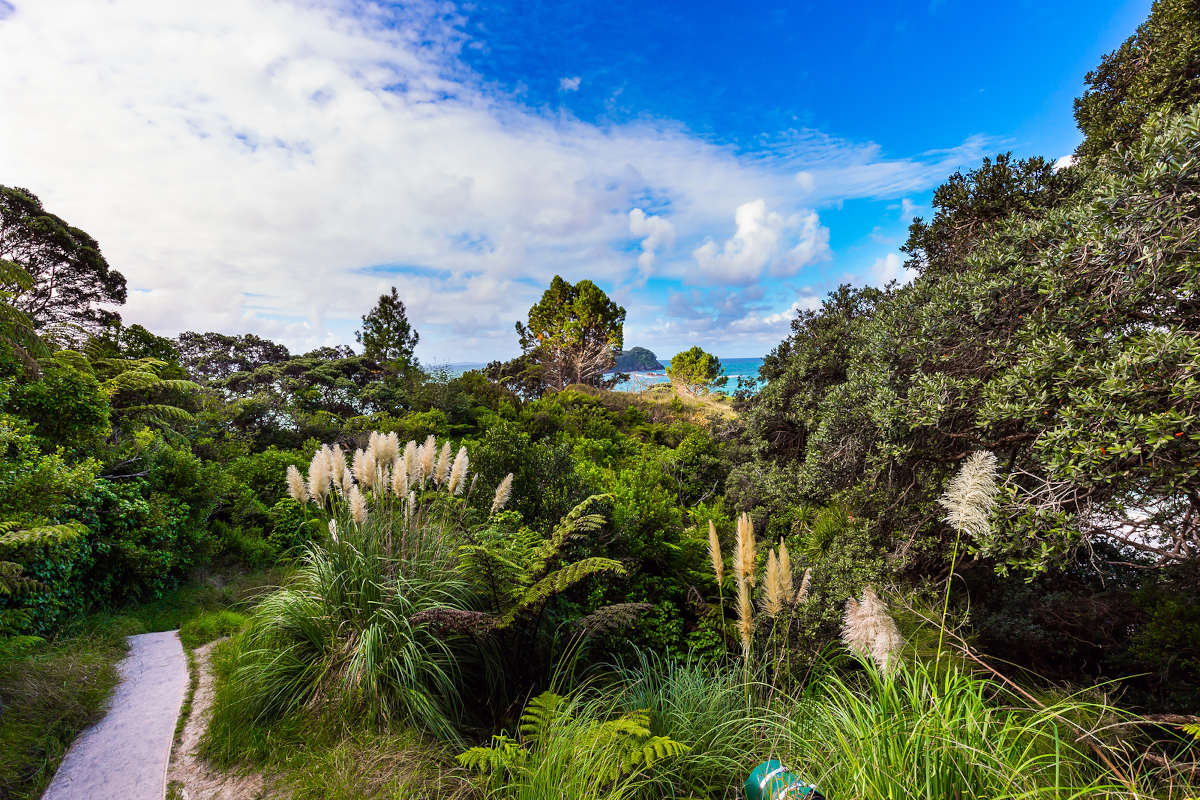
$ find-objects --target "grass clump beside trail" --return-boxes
[0,570,269,800]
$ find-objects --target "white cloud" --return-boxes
[691,199,829,284]
[868,252,916,286]
[628,208,675,274]
[728,296,822,334]
[558,75,581,92]
[1053,154,1076,171]
[0,0,993,360]
[900,197,919,221]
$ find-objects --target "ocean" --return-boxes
[608,356,765,392]
[426,357,766,394]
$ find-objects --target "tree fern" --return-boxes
[500,557,625,626]
[525,494,611,577]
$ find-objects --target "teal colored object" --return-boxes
[743,760,825,800]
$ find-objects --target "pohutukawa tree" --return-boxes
[516,275,625,391]
[0,185,127,343]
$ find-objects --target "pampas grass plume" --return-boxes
[939,450,999,540]
[404,440,418,485]
[435,441,452,487]
[420,435,437,484]
[348,484,368,525]
[733,512,757,657]
[842,587,905,673]
[328,519,339,543]
[490,473,513,514]
[733,512,757,587]
[382,431,399,465]
[447,446,469,495]
[286,465,308,505]
[707,521,724,586]
[777,539,792,597]
[307,446,331,504]
[392,458,408,498]
[795,568,812,605]
[329,444,346,482]
[761,549,784,617]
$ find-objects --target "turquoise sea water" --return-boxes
[608,356,764,392]
[427,357,765,394]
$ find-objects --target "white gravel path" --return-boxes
[43,630,188,800]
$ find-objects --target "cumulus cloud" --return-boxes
[0,0,992,360]
[628,208,675,274]
[559,75,582,92]
[692,199,829,284]
[868,253,916,286]
[1053,154,1077,171]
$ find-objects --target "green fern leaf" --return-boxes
[518,692,567,744]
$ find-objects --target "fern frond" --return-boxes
[119,403,194,422]
[457,734,525,775]
[501,557,625,626]
[0,522,86,550]
[528,494,612,575]
[518,692,567,744]
[634,735,690,767]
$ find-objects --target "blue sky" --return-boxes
[0,0,1151,361]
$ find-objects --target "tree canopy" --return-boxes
[0,186,127,342]
[356,286,419,367]
[666,347,727,395]
[1074,0,1200,160]
[515,276,625,392]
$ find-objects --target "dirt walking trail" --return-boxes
[43,630,189,800]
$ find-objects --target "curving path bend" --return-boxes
[43,630,188,800]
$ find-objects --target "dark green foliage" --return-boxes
[901,153,1080,279]
[355,286,419,366]
[176,330,290,384]
[0,186,127,341]
[1074,0,1200,159]
[613,347,663,371]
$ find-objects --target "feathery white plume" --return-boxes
[707,521,724,586]
[490,473,513,514]
[392,458,408,498]
[381,431,400,465]
[348,484,368,525]
[434,441,452,486]
[286,465,308,505]
[447,446,469,495]
[795,568,812,605]
[328,519,339,543]
[842,588,905,673]
[403,440,418,486]
[420,435,436,484]
[308,446,332,504]
[938,450,999,541]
